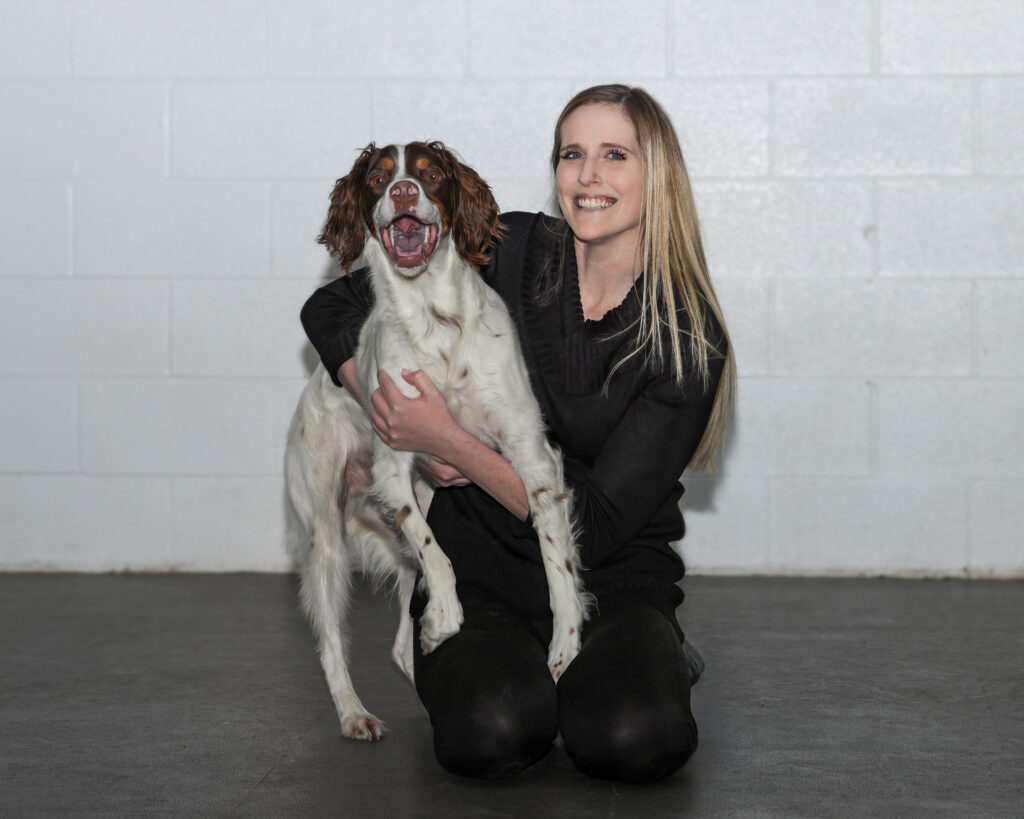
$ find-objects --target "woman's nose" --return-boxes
[578,156,601,185]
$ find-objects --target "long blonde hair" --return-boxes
[551,84,736,471]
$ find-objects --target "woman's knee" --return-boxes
[431,687,558,779]
[561,700,698,783]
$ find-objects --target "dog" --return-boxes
[285,142,586,740]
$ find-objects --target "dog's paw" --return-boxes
[341,713,385,741]
[547,627,581,682]
[419,595,464,654]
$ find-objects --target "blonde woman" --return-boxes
[301,84,735,782]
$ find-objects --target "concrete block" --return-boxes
[74,179,271,278]
[773,279,972,378]
[0,82,167,178]
[0,0,71,78]
[0,279,168,376]
[674,0,871,76]
[724,378,872,477]
[978,79,1024,175]
[978,281,1024,377]
[676,476,770,574]
[0,379,78,472]
[371,80,574,181]
[271,181,337,278]
[169,476,291,571]
[879,180,1024,278]
[695,180,873,278]
[881,0,1024,74]
[0,181,68,276]
[0,475,170,571]
[877,380,1024,478]
[713,279,770,377]
[171,81,371,178]
[774,79,972,177]
[171,279,314,378]
[73,0,266,77]
[0,83,72,177]
[271,378,309,474]
[968,480,1024,576]
[769,478,968,575]
[489,177,559,216]
[80,378,276,475]
[643,80,770,177]
[471,0,666,77]
[270,0,464,77]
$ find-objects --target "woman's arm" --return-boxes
[370,369,530,521]
[300,269,375,387]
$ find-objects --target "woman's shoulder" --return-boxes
[496,210,565,245]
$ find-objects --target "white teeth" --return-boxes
[576,197,614,209]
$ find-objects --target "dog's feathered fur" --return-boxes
[285,142,586,740]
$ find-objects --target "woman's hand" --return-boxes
[415,455,471,487]
[370,369,461,458]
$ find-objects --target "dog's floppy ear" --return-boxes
[318,144,377,273]
[430,142,502,271]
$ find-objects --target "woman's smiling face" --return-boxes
[555,103,645,255]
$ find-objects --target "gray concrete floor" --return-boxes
[1,574,1021,818]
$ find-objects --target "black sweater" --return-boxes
[300,211,724,619]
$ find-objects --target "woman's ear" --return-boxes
[317,144,376,272]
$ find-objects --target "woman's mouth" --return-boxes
[574,196,616,210]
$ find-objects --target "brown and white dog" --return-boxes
[285,142,586,740]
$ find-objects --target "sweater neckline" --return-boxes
[561,231,640,333]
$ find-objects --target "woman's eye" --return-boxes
[559,149,582,161]
[607,150,627,161]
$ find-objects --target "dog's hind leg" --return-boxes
[301,519,385,741]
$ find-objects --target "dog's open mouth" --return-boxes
[379,215,440,268]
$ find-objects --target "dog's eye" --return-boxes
[425,171,441,183]
[370,174,387,187]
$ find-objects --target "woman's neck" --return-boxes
[573,236,641,321]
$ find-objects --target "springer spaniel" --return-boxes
[285,142,586,740]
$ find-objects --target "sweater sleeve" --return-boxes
[564,353,725,570]
[299,268,375,387]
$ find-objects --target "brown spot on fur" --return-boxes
[395,505,412,526]
[380,156,395,169]
[459,368,468,380]
[565,559,573,574]
[555,493,569,503]
[425,536,432,546]
[569,628,576,635]
[415,157,429,169]
[429,305,463,334]
[300,425,305,437]
[532,487,550,502]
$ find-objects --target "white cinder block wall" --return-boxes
[1,0,1022,576]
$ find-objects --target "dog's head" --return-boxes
[318,141,501,276]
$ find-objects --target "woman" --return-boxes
[300,84,736,782]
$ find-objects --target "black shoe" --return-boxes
[683,639,705,686]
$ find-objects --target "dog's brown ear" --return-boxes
[431,142,502,270]
[317,144,377,272]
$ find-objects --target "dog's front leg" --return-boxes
[370,443,463,654]
[505,436,587,681]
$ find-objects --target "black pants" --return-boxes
[412,586,698,782]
